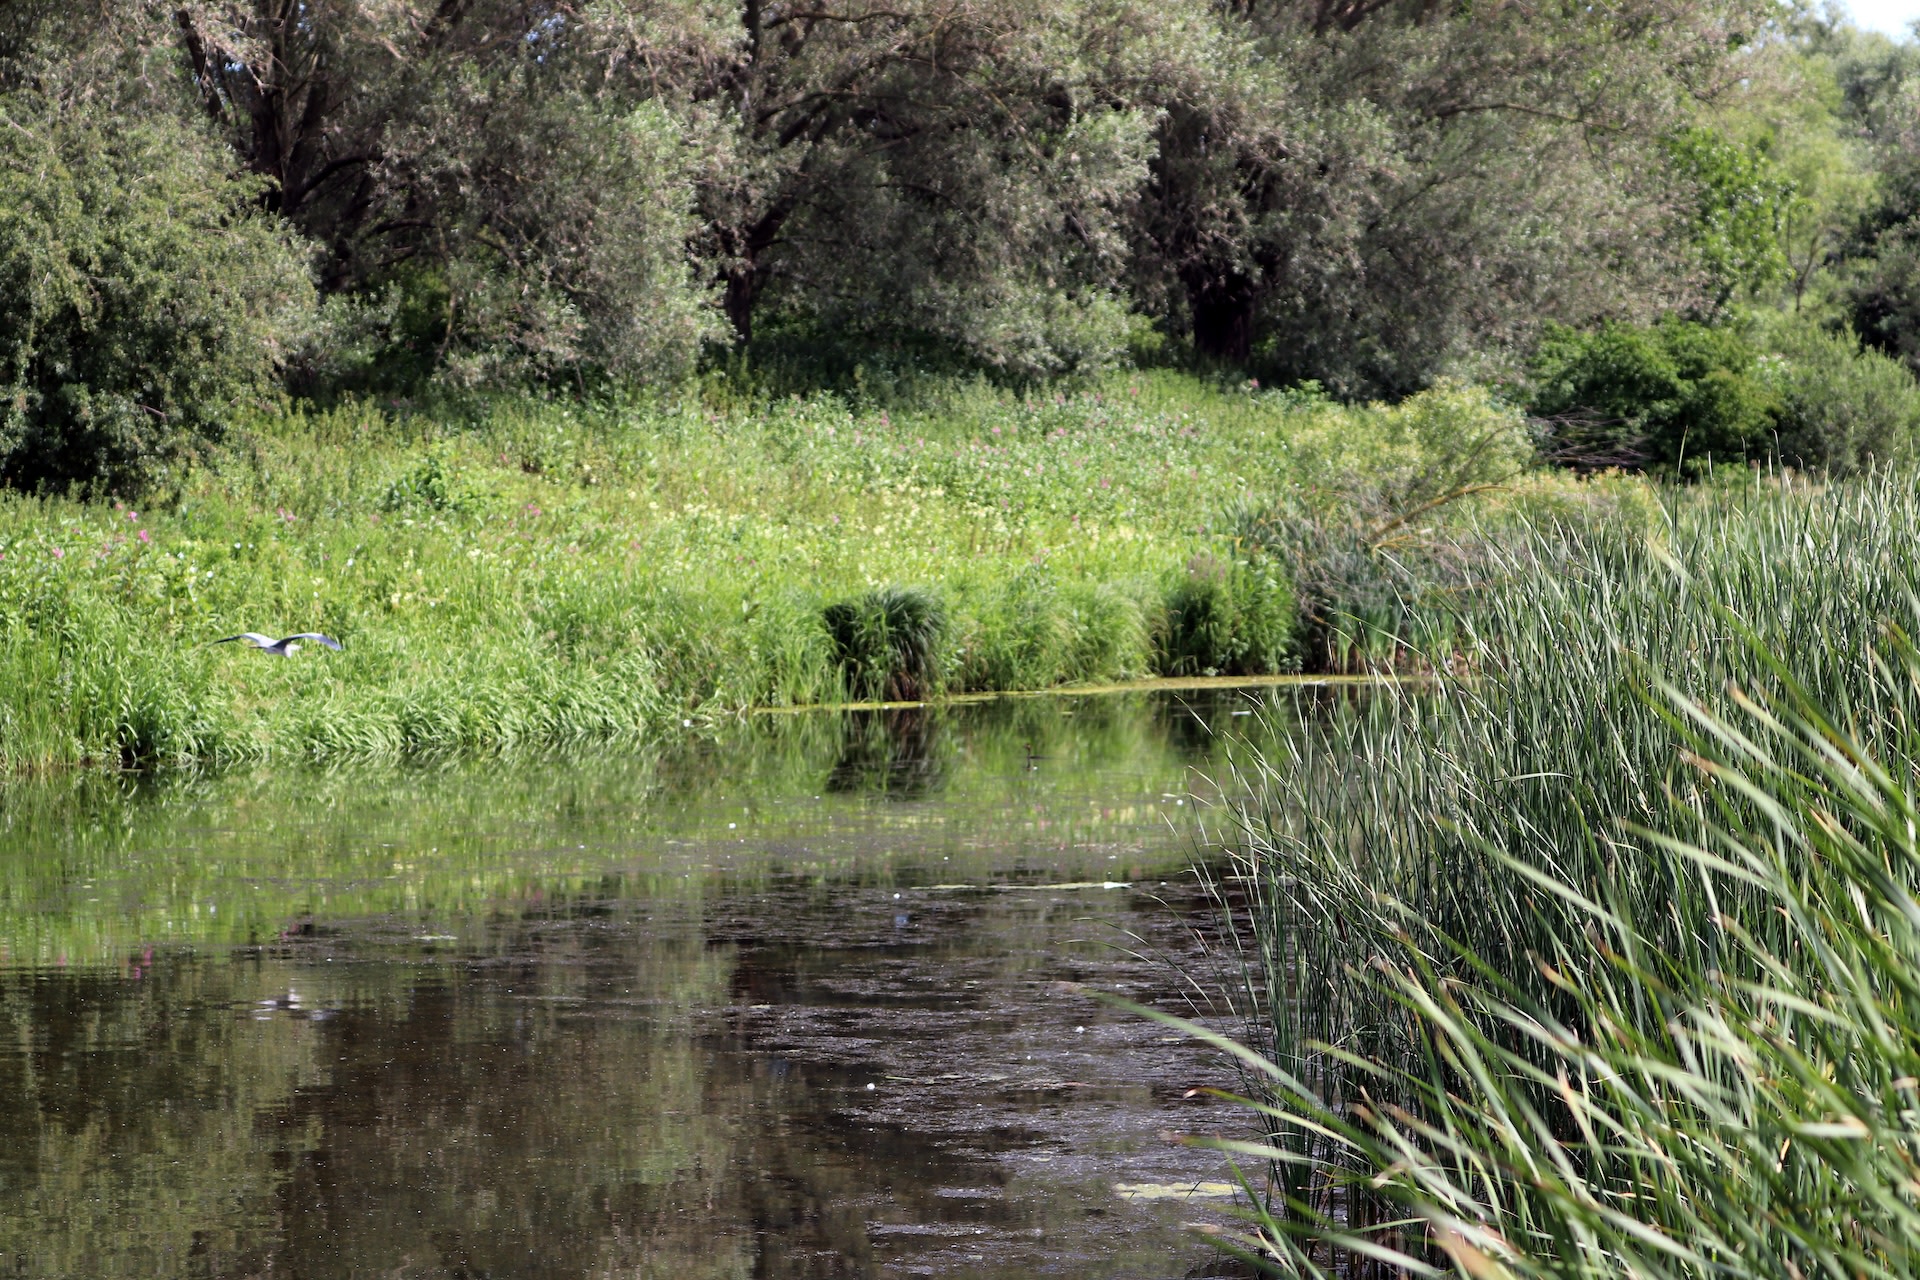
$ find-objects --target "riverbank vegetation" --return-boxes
[0,372,1543,770]
[18,3,1920,1273]
[1202,475,1920,1276]
[13,2,1920,775]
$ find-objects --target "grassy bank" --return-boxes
[1201,473,1920,1276]
[0,371,1541,773]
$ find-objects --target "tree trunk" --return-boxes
[718,199,800,346]
[724,267,757,345]
[1188,277,1259,365]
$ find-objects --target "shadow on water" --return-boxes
[0,687,1332,1279]
[825,706,946,799]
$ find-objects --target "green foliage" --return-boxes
[1283,382,1536,512]
[1154,555,1293,678]
[1826,41,1920,377]
[1527,319,1779,470]
[379,444,500,517]
[0,371,1346,771]
[822,586,946,702]
[1205,475,1920,1279]
[1847,219,1920,375]
[1132,0,1768,394]
[151,5,726,396]
[1240,383,1536,670]
[1666,125,1797,308]
[0,93,313,496]
[701,0,1170,375]
[1527,316,1920,475]
[1762,319,1920,471]
[949,571,1154,692]
[24,0,1786,400]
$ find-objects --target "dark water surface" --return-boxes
[0,690,1297,1279]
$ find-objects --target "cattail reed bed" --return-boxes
[1200,473,1920,1279]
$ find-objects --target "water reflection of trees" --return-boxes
[0,884,1195,1279]
[825,708,946,799]
[0,909,757,1280]
[0,687,1305,965]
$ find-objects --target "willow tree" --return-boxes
[164,0,728,386]
[161,0,1194,379]
[0,3,313,494]
[684,0,1201,374]
[1131,0,1783,395]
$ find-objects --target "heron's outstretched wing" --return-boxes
[213,633,277,648]
[279,633,343,650]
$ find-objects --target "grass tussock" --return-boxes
[822,586,945,702]
[1194,472,1920,1278]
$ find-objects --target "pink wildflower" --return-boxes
[138,529,151,544]
[51,547,63,559]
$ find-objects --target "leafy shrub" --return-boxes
[1155,554,1294,677]
[822,586,946,702]
[0,93,314,496]
[381,444,499,517]
[1762,321,1920,472]
[1284,382,1535,512]
[1254,383,1532,671]
[1527,319,1778,471]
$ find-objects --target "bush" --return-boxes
[1528,317,1920,476]
[1284,381,1535,511]
[1763,321,1920,473]
[1251,383,1532,671]
[0,93,314,496]
[1527,319,1777,471]
[822,586,946,702]
[1155,554,1294,678]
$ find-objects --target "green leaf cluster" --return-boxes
[1528,320,1781,471]
[1665,125,1798,309]
[1528,316,1920,474]
[0,95,312,497]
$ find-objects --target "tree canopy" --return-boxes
[14,0,1920,491]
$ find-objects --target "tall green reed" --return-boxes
[1197,473,1920,1278]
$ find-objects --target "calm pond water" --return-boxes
[0,688,1305,1279]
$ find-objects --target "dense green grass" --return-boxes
[1196,472,1920,1278]
[9,369,1483,771]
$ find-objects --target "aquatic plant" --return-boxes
[1195,472,1920,1277]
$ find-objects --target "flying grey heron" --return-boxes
[213,632,342,656]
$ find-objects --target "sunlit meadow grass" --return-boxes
[1,370,1402,771]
